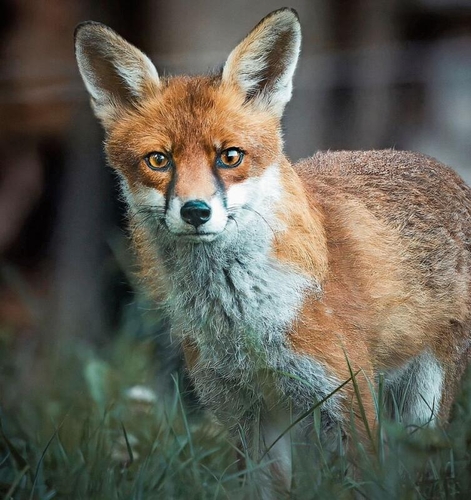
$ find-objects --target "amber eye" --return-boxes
[217,148,244,168]
[144,152,171,171]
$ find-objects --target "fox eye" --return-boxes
[217,148,244,168]
[145,152,171,171]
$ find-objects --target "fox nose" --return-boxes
[180,200,212,228]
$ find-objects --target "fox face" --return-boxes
[75,10,301,242]
[106,77,283,241]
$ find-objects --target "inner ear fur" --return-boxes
[75,21,160,126]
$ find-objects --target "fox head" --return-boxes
[75,9,301,243]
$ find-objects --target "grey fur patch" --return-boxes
[134,185,342,433]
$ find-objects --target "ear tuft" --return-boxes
[75,21,159,126]
[222,8,301,117]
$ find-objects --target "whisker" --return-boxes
[128,204,167,233]
[132,204,166,214]
[228,215,240,246]
[128,205,166,224]
[129,214,156,232]
[237,205,277,238]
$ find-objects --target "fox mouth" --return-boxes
[165,218,234,243]
[172,231,221,242]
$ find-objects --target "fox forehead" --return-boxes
[106,75,282,190]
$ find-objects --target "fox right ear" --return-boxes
[222,8,301,117]
[74,22,160,127]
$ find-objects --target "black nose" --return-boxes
[180,200,212,228]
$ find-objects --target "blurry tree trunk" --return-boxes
[51,109,111,344]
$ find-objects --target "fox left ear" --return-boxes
[222,8,301,117]
[75,21,160,127]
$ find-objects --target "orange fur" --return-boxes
[291,151,471,421]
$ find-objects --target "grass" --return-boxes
[0,328,238,500]
[1,265,471,498]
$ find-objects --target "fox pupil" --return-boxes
[145,152,169,170]
[220,148,242,167]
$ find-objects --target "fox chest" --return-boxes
[163,246,341,424]
[167,254,310,375]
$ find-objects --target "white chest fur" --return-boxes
[157,216,341,429]
[166,227,310,374]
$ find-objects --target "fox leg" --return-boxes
[233,407,293,500]
[259,407,293,496]
[383,350,445,427]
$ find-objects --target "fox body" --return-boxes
[75,8,471,493]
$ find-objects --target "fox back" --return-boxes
[75,8,471,496]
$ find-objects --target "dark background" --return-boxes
[1,0,471,353]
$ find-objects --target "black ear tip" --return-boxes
[75,21,95,40]
[268,7,300,21]
[74,20,113,43]
[285,7,300,20]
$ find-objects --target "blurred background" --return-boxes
[1,0,471,400]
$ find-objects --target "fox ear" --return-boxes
[74,22,160,126]
[222,8,301,117]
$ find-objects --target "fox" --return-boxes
[75,7,471,496]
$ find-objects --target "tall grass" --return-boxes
[1,288,471,498]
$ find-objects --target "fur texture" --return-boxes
[75,8,471,496]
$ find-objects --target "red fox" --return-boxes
[75,7,471,494]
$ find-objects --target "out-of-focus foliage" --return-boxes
[1,310,471,499]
